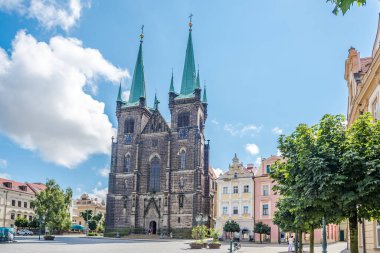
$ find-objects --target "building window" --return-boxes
[29,216,32,221]
[149,157,160,193]
[124,118,134,134]
[223,187,228,194]
[266,165,271,174]
[12,200,15,206]
[18,201,21,207]
[178,112,190,128]
[178,217,181,223]
[243,185,249,193]
[124,154,131,172]
[24,215,27,219]
[179,150,186,170]
[373,99,379,120]
[262,204,269,216]
[234,173,238,178]
[223,207,228,215]
[24,202,27,208]
[243,206,249,214]
[11,213,15,220]
[152,139,158,147]
[263,185,269,196]
[233,186,239,194]
[17,214,20,218]
[233,206,238,215]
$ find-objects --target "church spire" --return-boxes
[117,82,123,102]
[202,84,207,103]
[180,14,197,95]
[169,69,175,92]
[128,25,146,104]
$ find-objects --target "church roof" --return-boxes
[128,31,146,105]
[180,22,197,96]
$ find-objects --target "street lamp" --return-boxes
[195,213,208,241]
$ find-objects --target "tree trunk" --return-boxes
[260,233,262,244]
[298,230,303,253]
[310,227,314,253]
[349,214,359,253]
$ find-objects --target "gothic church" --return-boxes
[105,20,214,237]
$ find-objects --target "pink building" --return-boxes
[254,155,340,244]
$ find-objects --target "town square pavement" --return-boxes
[1,235,348,253]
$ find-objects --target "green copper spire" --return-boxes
[169,69,175,92]
[128,26,146,104]
[180,15,197,95]
[196,68,200,89]
[154,92,160,110]
[202,84,207,103]
[117,82,123,102]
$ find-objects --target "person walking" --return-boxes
[288,235,294,252]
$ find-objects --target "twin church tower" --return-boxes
[105,18,214,237]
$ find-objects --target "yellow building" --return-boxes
[0,178,46,228]
[71,193,106,228]
[215,154,255,240]
[344,14,380,253]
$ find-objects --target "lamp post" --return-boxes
[195,213,208,242]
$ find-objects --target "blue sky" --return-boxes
[0,0,378,200]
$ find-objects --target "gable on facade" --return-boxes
[142,110,170,134]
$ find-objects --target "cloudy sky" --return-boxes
[0,0,378,201]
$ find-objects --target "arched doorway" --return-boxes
[149,220,157,234]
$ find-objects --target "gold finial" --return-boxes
[140,25,144,42]
[188,13,193,30]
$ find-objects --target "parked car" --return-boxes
[17,229,34,235]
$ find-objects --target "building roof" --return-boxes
[128,38,146,104]
[180,27,197,96]
[0,178,45,195]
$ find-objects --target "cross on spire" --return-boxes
[188,13,193,30]
[140,25,144,42]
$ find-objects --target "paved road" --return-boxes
[1,236,348,253]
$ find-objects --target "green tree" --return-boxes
[271,115,346,253]
[32,179,72,235]
[15,217,29,228]
[28,218,40,229]
[254,222,270,244]
[223,220,240,240]
[88,220,97,231]
[327,0,366,15]
[80,210,93,222]
[339,113,380,253]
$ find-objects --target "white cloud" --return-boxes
[224,123,261,137]
[96,181,102,187]
[122,90,130,101]
[211,119,219,125]
[277,149,282,157]
[90,187,108,203]
[245,143,260,155]
[212,168,223,177]
[272,127,283,135]
[98,167,110,178]
[0,172,11,179]
[0,31,129,168]
[0,159,7,168]
[254,157,262,167]
[0,0,89,31]
[76,187,82,193]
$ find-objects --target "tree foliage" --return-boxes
[327,0,366,15]
[32,179,72,235]
[88,220,97,231]
[80,210,93,222]
[15,217,29,228]
[223,220,240,233]
[254,222,271,243]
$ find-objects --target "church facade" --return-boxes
[105,20,215,237]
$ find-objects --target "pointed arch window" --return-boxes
[149,157,160,192]
[179,150,186,170]
[124,154,131,172]
[124,118,135,134]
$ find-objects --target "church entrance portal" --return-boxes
[149,221,157,234]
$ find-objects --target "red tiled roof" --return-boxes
[26,182,47,193]
[360,57,373,74]
[0,178,35,194]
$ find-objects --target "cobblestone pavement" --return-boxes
[1,236,348,253]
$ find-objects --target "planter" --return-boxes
[190,242,203,249]
[44,235,55,240]
[208,243,221,249]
